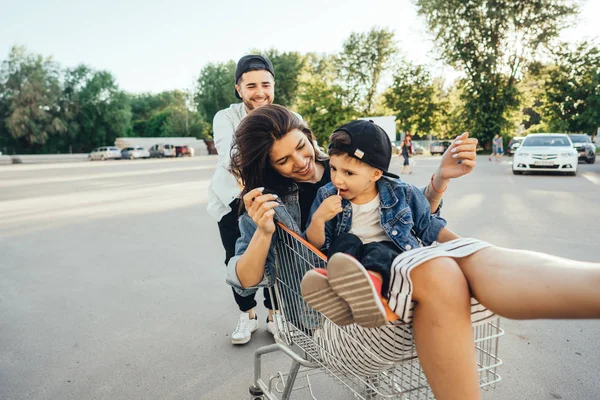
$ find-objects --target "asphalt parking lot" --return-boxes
[1,155,599,400]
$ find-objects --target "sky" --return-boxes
[1,0,599,94]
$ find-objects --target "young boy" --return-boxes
[302,120,459,328]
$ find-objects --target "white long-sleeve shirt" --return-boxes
[207,103,247,222]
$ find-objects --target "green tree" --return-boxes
[0,46,66,152]
[336,27,397,115]
[257,49,306,108]
[439,81,469,139]
[61,65,131,152]
[415,0,578,144]
[194,61,237,128]
[129,90,188,136]
[514,61,547,132]
[383,61,448,138]
[128,90,206,139]
[297,54,357,145]
[541,41,600,134]
[144,109,171,137]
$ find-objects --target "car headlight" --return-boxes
[518,152,529,156]
[561,152,575,156]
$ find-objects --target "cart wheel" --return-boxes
[249,385,263,399]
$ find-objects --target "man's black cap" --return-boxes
[234,55,275,100]
[329,120,399,179]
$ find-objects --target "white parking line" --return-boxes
[582,172,600,185]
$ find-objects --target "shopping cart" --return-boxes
[249,222,504,400]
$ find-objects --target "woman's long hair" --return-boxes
[230,104,326,199]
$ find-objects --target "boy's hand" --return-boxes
[313,195,343,223]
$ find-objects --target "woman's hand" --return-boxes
[438,132,478,180]
[313,195,343,223]
[243,188,279,235]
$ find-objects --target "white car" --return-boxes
[512,134,578,176]
[89,146,122,161]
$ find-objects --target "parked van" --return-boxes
[149,144,176,158]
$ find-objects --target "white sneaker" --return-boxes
[231,313,259,345]
[266,317,276,336]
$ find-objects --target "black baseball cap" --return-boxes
[234,55,275,100]
[329,120,399,179]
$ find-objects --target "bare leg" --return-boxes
[411,257,481,400]
[456,247,600,319]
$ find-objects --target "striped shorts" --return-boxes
[313,238,495,376]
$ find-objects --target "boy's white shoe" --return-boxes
[231,312,259,345]
[266,317,276,336]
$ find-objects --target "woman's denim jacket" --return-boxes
[306,178,447,254]
[226,185,304,296]
[226,179,445,296]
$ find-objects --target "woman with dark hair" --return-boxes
[227,104,600,400]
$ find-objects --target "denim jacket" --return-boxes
[306,178,447,253]
[226,180,444,296]
[226,186,303,296]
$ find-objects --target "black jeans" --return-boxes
[217,199,277,312]
[328,233,400,297]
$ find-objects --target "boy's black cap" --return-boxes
[234,55,275,99]
[329,120,399,179]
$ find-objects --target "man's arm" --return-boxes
[212,109,235,165]
[211,108,243,206]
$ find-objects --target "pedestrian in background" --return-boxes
[401,134,413,174]
[489,135,498,161]
[493,134,504,161]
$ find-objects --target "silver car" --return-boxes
[121,146,150,160]
[89,147,122,161]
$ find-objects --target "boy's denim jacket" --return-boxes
[226,180,445,296]
[306,178,447,254]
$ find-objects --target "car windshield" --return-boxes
[522,136,571,147]
[569,135,590,143]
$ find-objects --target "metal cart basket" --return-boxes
[250,223,503,399]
